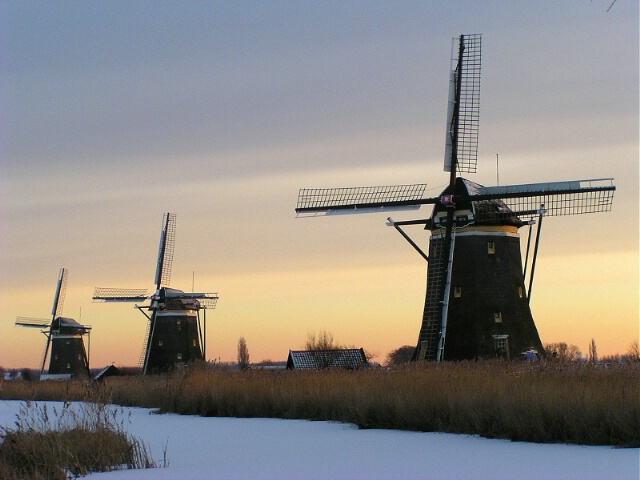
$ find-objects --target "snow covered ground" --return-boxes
[1,401,637,480]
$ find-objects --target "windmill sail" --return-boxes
[444,33,481,174]
[470,178,615,219]
[51,267,68,319]
[296,184,429,216]
[297,178,615,219]
[15,317,51,328]
[92,288,149,302]
[154,212,176,289]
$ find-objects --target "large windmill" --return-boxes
[93,213,218,374]
[295,34,615,361]
[15,268,92,379]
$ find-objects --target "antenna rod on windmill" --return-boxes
[496,153,499,186]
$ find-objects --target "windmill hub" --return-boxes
[440,194,456,208]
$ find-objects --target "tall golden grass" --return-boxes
[0,401,159,479]
[1,361,638,447]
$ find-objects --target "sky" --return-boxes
[1,401,638,480]
[1,1,638,369]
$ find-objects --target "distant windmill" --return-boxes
[93,213,218,374]
[15,268,92,379]
[296,34,615,361]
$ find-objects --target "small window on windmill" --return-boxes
[487,241,496,254]
[176,319,182,331]
[192,339,196,347]
[54,354,59,360]
[66,363,71,369]
[158,340,163,347]
[177,353,183,360]
[494,312,502,323]
[518,287,524,299]
[66,340,70,345]
[77,354,81,360]
[454,286,462,298]
[493,335,509,353]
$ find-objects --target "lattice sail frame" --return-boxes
[445,33,481,175]
[470,178,615,221]
[155,212,176,289]
[15,317,52,328]
[296,184,428,216]
[456,34,481,174]
[92,287,149,302]
[51,268,68,319]
[198,297,219,309]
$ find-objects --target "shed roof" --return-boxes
[93,364,122,381]
[287,349,368,369]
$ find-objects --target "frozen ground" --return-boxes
[0,401,637,480]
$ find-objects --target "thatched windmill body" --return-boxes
[296,34,615,361]
[15,268,92,378]
[93,213,218,374]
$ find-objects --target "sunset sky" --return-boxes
[1,1,638,369]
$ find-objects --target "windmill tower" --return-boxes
[93,213,218,374]
[15,268,92,379]
[295,34,615,361]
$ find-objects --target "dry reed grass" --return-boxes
[0,401,160,479]
[1,361,638,447]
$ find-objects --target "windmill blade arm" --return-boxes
[51,268,68,318]
[155,213,176,289]
[296,184,435,216]
[164,291,219,300]
[472,178,615,219]
[15,316,51,328]
[445,33,482,175]
[92,287,149,302]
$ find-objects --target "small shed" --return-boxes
[93,364,123,382]
[286,348,368,370]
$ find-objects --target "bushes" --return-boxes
[0,401,159,479]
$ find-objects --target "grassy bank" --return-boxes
[1,361,638,447]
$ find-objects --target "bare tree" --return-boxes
[237,337,250,370]
[627,341,640,362]
[544,342,581,362]
[386,345,415,366]
[303,330,337,368]
[588,338,598,363]
[305,329,339,351]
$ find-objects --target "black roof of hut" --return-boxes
[93,364,122,382]
[286,348,368,370]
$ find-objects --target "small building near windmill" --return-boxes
[286,349,368,370]
[93,364,123,382]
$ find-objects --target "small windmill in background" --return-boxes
[93,213,218,374]
[296,34,615,361]
[15,268,92,379]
